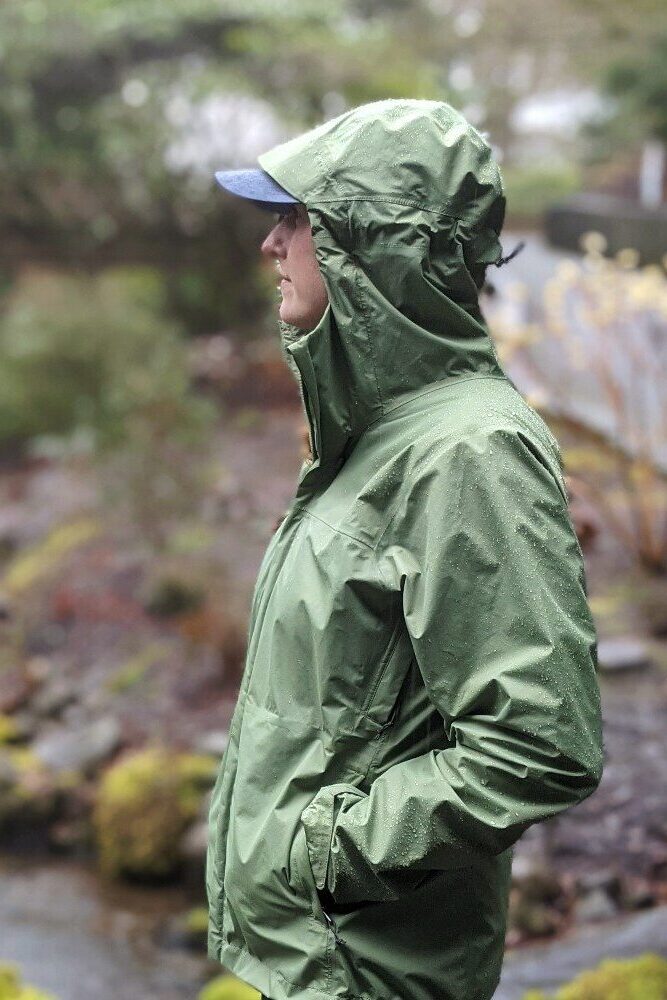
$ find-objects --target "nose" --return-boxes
[260,222,285,260]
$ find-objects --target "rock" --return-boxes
[32,716,122,775]
[509,892,562,938]
[597,637,651,673]
[513,864,563,905]
[576,868,623,904]
[621,878,657,910]
[0,667,34,714]
[49,817,94,853]
[24,622,69,655]
[180,820,208,890]
[24,656,53,683]
[182,819,208,861]
[197,787,212,821]
[573,886,618,923]
[158,905,209,951]
[193,730,228,758]
[6,709,38,742]
[0,746,59,839]
[0,591,12,620]
[0,749,18,787]
[61,702,88,727]
[31,675,78,719]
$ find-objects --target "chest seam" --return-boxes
[301,507,375,551]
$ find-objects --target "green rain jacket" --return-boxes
[206,99,604,1000]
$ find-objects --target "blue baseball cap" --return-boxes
[214,167,300,212]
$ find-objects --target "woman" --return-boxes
[206,98,603,1000]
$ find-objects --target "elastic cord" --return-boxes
[494,240,526,267]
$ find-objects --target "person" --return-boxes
[205,98,604,1000]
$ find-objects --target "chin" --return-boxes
[279,305,304,327]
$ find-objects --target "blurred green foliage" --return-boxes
[0,265,210,450]
[603,35,667,143]
[0,0,663,338]
[501,164,582,222]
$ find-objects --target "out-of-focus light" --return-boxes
[122,80,150,108]
[580,230,607,255]
[454,8,483,37]
[615,247,640,270]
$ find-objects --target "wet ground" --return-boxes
[1,853,666,1000]
[0,855,211,1000]
[496,903,667,998]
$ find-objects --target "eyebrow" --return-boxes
[275,207,299,219]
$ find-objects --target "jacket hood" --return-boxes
[257,98,509,487]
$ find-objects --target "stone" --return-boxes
[181,819,208,860]
[193,730,228,758]
[32,715,122,775]
[576,868,623,903]
[0,667,34,714]
[573,886,618,924]
[597,637,651,673]
[31,677,77,718]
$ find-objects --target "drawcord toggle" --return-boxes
[494,240,526,267]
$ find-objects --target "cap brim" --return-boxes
[214,168,300,212]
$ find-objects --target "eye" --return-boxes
[275,209,297,225]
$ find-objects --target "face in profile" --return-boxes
[260,204,329,332]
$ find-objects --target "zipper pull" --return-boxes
[322,908,344,946]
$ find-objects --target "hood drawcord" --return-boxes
[494,240,526,267]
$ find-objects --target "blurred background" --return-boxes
[0,1,666,998]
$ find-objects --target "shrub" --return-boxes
[92,745,217,879]
[0,265,209,450]
[0,265,217,547]
[197,975,260,1000]
[502,163,581,223]
[486,244,667,574]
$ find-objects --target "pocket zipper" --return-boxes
[321,907,344,946]
[360,617,403,720]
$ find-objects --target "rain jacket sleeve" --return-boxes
[300,425,604,906]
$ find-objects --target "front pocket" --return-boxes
[290,820,352,960]
[290,822,332,928]
[223,700,332,988]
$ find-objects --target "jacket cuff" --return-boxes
[300,783,366,891]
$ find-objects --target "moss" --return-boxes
[0,962,58,998]
[522,952,667,999]
[0,714,20,744]
[105,643,167,693]
[3,519,99,596]
[197,974,260,1000]
[142,576,205,618]
[0,747,57,830]
[183,905,209,936]
[92,745,217,879]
